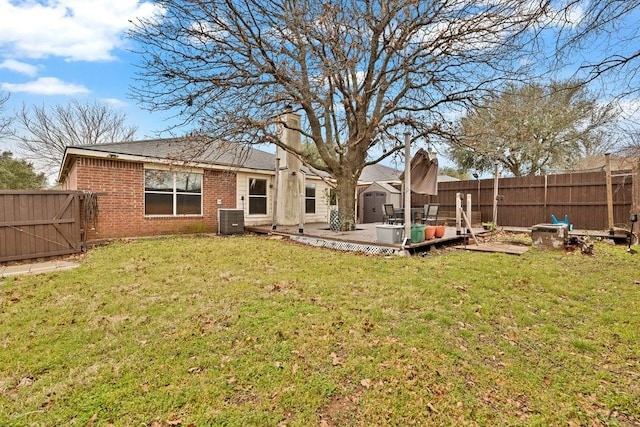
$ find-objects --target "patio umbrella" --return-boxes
[400,148,438,195]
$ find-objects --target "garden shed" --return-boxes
[361,181,402,223]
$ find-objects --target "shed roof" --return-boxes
[363,181,401,194]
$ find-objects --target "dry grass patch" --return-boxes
[0,235,638,426]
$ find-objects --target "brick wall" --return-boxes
[70,157,237,240]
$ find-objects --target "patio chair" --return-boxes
[424,204,439,225]
[383,203,402,225]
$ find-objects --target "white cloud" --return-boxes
[617,99,640,123]
[0,59,39,76]
[564,4,585,28]
[0,0,163,61]
[101,97,128,107]
[2,77,89,95]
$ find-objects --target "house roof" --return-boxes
[357,162,459,184]
[58,137,318,182]
[436,174,460,182]
[58,137,456,185]
[570,155,636,173]
[63,137,277,171]
[359,163,401,183]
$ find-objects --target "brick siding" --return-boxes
[70,157,236,240]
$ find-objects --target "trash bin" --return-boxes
[411,224,425,243]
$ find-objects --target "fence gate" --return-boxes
[1,191,85,263]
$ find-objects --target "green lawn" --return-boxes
[1,235,638,426]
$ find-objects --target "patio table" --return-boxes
[393,208,426,224]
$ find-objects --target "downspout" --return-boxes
[272,157,280,230]
[299,171,305,234]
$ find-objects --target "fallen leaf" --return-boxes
[427,402,438,413]
[292,363,299,375]
[17,377,34,388]
[330,352,342,366]
[360,378,371,388]
[86,413,98,427]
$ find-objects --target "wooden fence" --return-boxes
[1,191,87,263]
[413,170,634,230]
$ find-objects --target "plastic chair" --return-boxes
[424,204,439,225]
[383,204,402,225]
[551,214,573,231]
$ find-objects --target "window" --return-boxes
[248,178,267,215]
[145,169,202,216]
[305,183,316,214]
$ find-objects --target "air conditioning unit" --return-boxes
[218,209,245,235]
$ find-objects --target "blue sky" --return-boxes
[1,1,639,170]
[0,0,169,154]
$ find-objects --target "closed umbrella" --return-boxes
[400,148,438,195]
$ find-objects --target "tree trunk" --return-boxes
[334,171,359,231]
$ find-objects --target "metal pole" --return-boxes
[404,133,412,242]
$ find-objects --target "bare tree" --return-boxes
[553,1,640,97]
[129,0,552,230]
[14,100,138,178]
[0,90,11,138]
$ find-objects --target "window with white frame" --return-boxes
[248,178,267,215]
[144,169,202,216]
[305,183,316,214]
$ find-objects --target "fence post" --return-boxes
[605,153,614,234]
[633,158,640,218]
[492,162,499,225]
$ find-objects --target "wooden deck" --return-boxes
[247,222,631,256]
[247,222,484,255]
